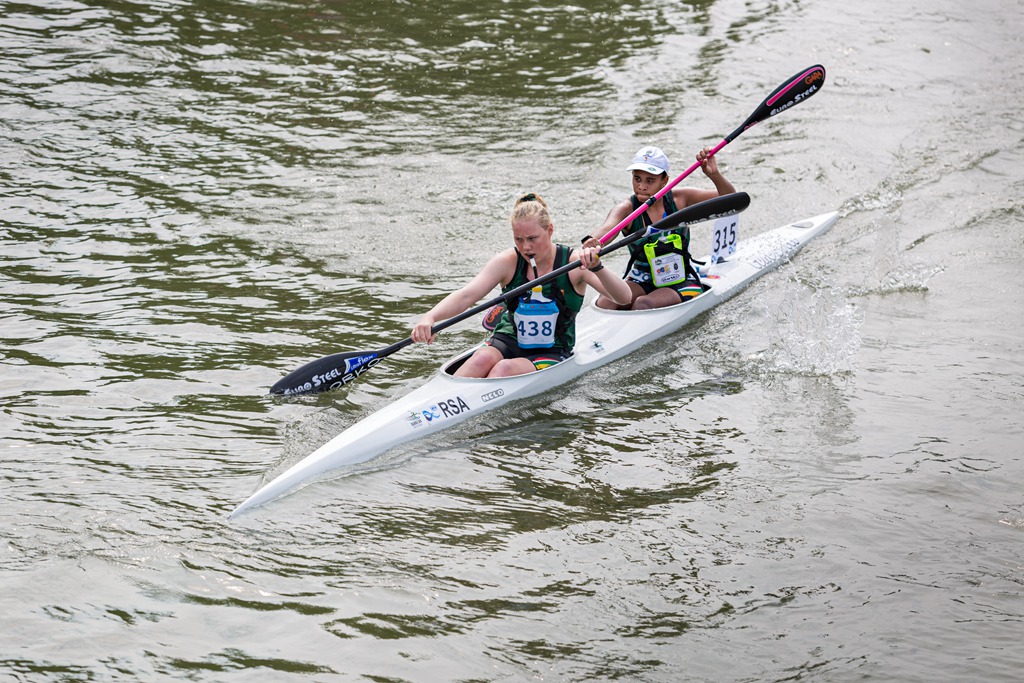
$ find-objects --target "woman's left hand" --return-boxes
[697,147,720,176]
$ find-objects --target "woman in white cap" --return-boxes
[412,193,632,378]
[583,146,736,310]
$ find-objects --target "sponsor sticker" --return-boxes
[345,354,378,372]
[419,395,471,423]
[480,389,504,403]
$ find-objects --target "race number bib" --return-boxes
[643,234,687,287]
[650,252,686,287]
[514,297,558,349]
[711,215,739,263]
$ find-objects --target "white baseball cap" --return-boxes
[626,146,670,175]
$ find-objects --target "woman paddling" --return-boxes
[583,145,737,310]
[412,193,632,378]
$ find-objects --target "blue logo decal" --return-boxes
[345,354,378,372]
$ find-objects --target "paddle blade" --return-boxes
[605,192,750,256]
[270,350,383,395]
[727,64,826,142]
[651,192,751,232]
[481,303,505,331]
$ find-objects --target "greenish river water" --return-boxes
[2,0,1022,680]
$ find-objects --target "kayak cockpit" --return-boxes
[440,344,575,378]
[440,283,719,378]
[441,349,475,376]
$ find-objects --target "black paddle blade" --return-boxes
[650,191,751,232]
[270,349,383,395]
[728,64,826,142]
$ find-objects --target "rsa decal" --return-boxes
[420,395,471,423]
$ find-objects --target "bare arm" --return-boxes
[412,250,515,344]
[573,246,633,307]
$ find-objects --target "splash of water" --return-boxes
[751,281,864,377]
[873,261,944,295]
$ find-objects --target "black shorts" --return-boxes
[486,333,572,370]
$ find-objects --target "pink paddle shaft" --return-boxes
[597,64,826,245]
[597,140,728,245]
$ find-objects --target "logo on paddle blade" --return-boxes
[281,356,383,394]
[769,85,818,117]
[277,353,384,395]
[345,354,378,372]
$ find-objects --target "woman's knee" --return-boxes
[487,359,534,378]
[456,347,501,377]
[631,296,655,311]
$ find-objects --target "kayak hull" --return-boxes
[230,211,838,517]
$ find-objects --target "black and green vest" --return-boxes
[621,193,700,283]
[493,244,585,351]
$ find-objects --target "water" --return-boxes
[2,0,1023,680]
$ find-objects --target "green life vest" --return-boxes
[493,245,584,351]
[643,232,688,287]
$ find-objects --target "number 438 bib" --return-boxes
[514,295,558,348]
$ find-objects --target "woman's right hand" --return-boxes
[697,147,721,177]
[412,317,436,344]
[579,246,603,271]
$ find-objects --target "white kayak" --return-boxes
[230,210,838,517]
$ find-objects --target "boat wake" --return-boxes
[751,281,863,378]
